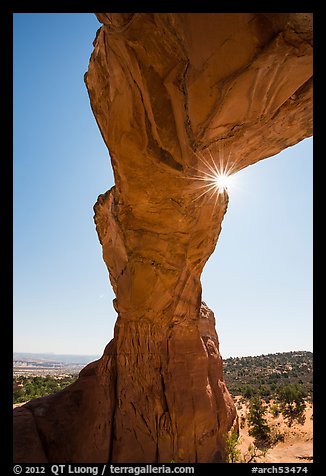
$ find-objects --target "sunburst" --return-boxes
[186,146,237,203]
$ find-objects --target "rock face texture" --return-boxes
[13,13,312,463]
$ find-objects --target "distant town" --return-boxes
[13,352,100,377]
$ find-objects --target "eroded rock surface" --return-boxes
[13,13,312,463]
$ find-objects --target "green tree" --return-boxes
[13,375,77,404]
[277,384,307,426]
[247,396,271,446]
[243,384,257,399]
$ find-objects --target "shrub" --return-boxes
[270,403,280,418]
[276,384,307,426]
[225,430,268,463]
[270,431,285,444]
[225,430,242,463]
[243,444,267,463]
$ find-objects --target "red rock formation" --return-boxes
[13,13,312,463]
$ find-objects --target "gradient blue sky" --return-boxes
[13,13,313,358]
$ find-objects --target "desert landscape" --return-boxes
[13,351,313,463]
[235,397,313,463]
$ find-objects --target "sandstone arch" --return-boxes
[13,13,312,463]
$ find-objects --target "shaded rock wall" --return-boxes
[13,13,312,463]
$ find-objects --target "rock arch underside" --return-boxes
[13,13,312,463]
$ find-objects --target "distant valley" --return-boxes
[13,352,100,376]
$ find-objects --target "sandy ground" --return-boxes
[13,397,313,463]
[234,396,313,463]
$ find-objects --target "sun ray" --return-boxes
[194,150,218,178]
[180,144,238,204]
[192,182,219,202]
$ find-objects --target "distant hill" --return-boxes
[223,351,313,399]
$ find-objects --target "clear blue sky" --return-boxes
[13,13,313,359]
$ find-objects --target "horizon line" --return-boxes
[13,349,313,359]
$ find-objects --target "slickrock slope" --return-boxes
[13,13,312,463]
